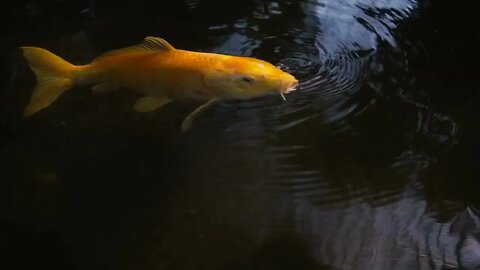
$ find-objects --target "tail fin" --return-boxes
[21,47,76,116]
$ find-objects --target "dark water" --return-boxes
[2,0,480,269]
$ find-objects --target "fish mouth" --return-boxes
[281,80,299,94]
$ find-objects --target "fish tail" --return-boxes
[21,47,77,116]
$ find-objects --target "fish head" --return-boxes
[204,56,298,99]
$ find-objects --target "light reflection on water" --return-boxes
[167,0,470,269]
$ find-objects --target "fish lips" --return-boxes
[281,80,299,94]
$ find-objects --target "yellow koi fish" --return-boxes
[21,36,298,130]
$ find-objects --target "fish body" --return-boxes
[21,36,298,123]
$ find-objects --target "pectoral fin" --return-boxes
[92,83,119,94]
[134,96,171,112]
[181,98,218,132]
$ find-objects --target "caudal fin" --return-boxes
[21,47,76,116]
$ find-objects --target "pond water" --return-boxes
[1,0,480,269]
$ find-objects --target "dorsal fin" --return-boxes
[141,36,175,51]
[93,36,175,62]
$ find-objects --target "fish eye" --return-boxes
[242,76,254,83]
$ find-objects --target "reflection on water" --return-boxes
[1,0,480,269]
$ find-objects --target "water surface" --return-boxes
[1,0,480,269]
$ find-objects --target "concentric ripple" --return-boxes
[269,0,418,131]
[200,0,419,138]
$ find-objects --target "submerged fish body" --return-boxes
[20,36,298,127]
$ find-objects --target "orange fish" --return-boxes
[21,36,298,130]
